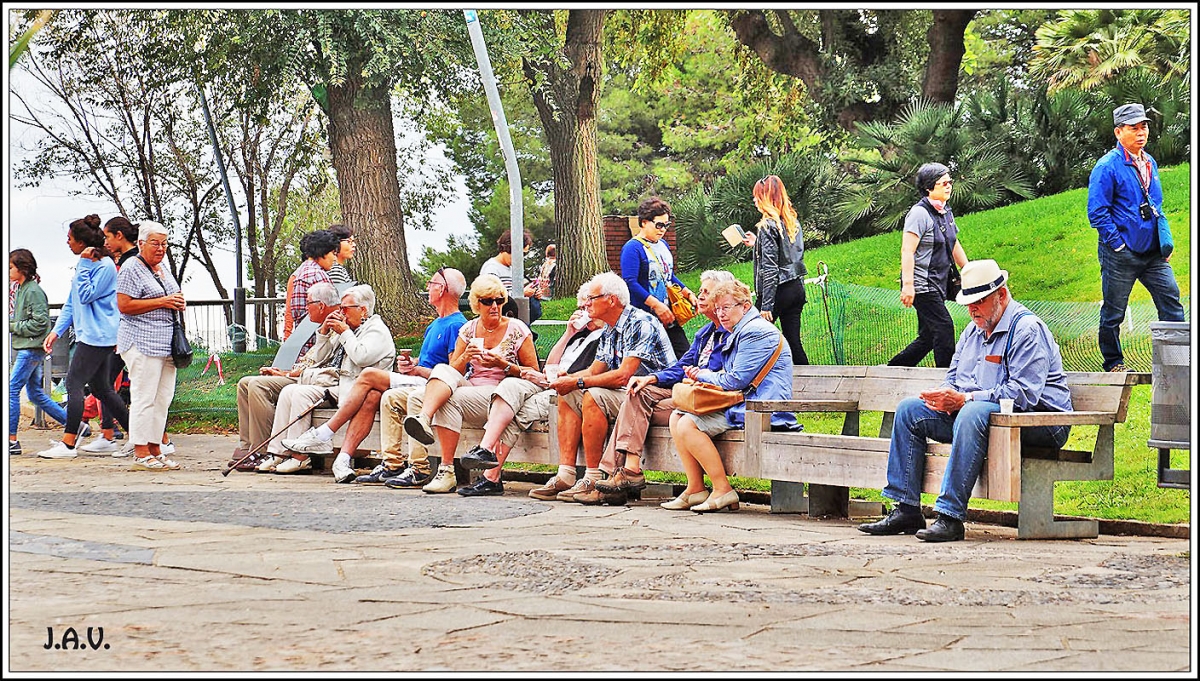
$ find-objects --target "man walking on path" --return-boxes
[1086,102,1185,372]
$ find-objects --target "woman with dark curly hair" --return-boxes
[36,215,129,459]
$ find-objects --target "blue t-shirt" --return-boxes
[418,312,467,368]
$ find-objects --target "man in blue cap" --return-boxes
[1086,102,1184,372]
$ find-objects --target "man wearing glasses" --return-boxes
[529,271,676,502]
[282,268,468,485]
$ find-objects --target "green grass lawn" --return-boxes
[170,166,1192,525]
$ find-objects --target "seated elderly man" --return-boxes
[584,269,735,505]
[451,284,608,497]
[231,281,341,471]
[859,259,1073,542]
[529,271,676,502]
[257,284,395,475]
[280,268,468,483]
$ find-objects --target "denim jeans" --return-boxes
[9,348,68,434]
[1098,243,1185,370]
[882,397,1071,520]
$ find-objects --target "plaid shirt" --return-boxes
[289,260,332,356]
[595,305,676,376]
[116,256,181,357]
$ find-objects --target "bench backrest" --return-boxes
[790,366,1140,422]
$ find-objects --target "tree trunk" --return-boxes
[524,9,608,298]
[922,10,977,104]
[325,74,420,334]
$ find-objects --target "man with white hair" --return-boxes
[859,259,1072,542]
[257,284,394,475]
[282,268,468,484]
[230,281,342,470]
[529,271,676,502]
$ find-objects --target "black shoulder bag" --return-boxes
[139,256,193,369]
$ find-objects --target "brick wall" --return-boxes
[601,215,677,273]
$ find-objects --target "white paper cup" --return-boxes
[470,338,485,350]
[999,398,1015,414]
[544,364,560,381]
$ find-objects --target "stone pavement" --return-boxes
[6,432,1194,673]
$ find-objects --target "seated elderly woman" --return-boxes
[452,285,607,496]
[668,279,798,513]
[403,274,539,494]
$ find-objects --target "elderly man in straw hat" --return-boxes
[859,259,1073,542]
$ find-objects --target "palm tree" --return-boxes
[1031,9,1191,93]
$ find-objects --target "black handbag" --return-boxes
[139,255,193,368]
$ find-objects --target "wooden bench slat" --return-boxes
[745,399,858,412]
[990,410,1118,427]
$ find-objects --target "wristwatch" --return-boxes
[577,377,586,389]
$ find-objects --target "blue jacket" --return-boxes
[653,320,728,387]
[620,237,685,312]
[693,308,798,429]
[53,256,120,347]
[1087,144,1164,254]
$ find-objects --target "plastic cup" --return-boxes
[398,348,413,359]
[999,398,1015,414]
[470,338,485,350]
[544,364,560,382]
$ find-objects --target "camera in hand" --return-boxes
[1139,202,1155,220]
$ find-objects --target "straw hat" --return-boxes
[955,259,1009,305]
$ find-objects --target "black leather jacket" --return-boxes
[753,218,807,313]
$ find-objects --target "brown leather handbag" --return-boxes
[672,338,784,415]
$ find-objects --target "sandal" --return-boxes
[232,451,269,472]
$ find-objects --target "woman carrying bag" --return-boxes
[620,196,697,359]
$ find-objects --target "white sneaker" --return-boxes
[421,465,457,494]
[37,441,78,459]
[113,441,135,458]
[331,457,356,483]
[160,441,176,456]
[81,437,118,453]
[156,454,181,470]
[282,428,334,455]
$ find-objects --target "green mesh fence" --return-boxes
[532,281,1189,373]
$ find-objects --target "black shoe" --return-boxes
[457,476,504,497]
[857,507,926,535]
[384,467,433,489]
[9,440,22,456]
[916,515,965,542]
[78,423,92,439]
[461,445,499,471]
[355,464,405,485]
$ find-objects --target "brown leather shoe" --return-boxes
[595,467,646,492]
[529,476,574,501]
[557,478,595,503]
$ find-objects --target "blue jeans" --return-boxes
[9,348,68,435]
[882,397,1071,520]
[1098,243,1185,370]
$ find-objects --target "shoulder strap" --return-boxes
[1002,311,1032,382]
[747,337,785,392]
[634,236,668,280]
[138,255,178,323]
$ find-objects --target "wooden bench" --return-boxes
[743,366,1149,540]
[310,366,1147,540]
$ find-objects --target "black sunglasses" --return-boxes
[478,296,505,307]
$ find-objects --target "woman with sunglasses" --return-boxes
[404,274,539,494]
[620,196,696,358]
[888,162,968,368]
[741,175,809,365]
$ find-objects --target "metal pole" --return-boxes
[195,81,247,351]
[464,9,528,323]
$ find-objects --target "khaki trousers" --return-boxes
[121,346,177,448]
[380,386,428,472]
[601,384,675,473]
[236,374,296,450]
[266,384,329,455]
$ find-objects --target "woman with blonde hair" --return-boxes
[742,175,809,364]
[403,274,539,494]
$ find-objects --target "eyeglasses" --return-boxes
[936,179,953,188]
[341,237,355,243]
[339,304,366,313]
[478,297,505,307]
[584,293,610,304]
[143,240,168,249]
[430,266,447,288]
[713,303,745,315]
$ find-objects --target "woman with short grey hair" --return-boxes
[116,221,186,471]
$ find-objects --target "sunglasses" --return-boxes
[651,219,673,229]
[478,296,505,307]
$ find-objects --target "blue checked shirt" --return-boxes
[595,305,677,375]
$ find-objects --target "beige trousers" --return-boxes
[236,374,296,450]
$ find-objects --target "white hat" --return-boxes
[955,259,1009,305]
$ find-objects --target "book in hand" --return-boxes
[722,223,747,248]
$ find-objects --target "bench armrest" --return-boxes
[990,410,1117,427]
[745,399,859,413]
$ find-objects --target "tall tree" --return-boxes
[520,9,609,297]
[727,9,977,130]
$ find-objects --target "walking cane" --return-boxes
[222,388,335,477]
